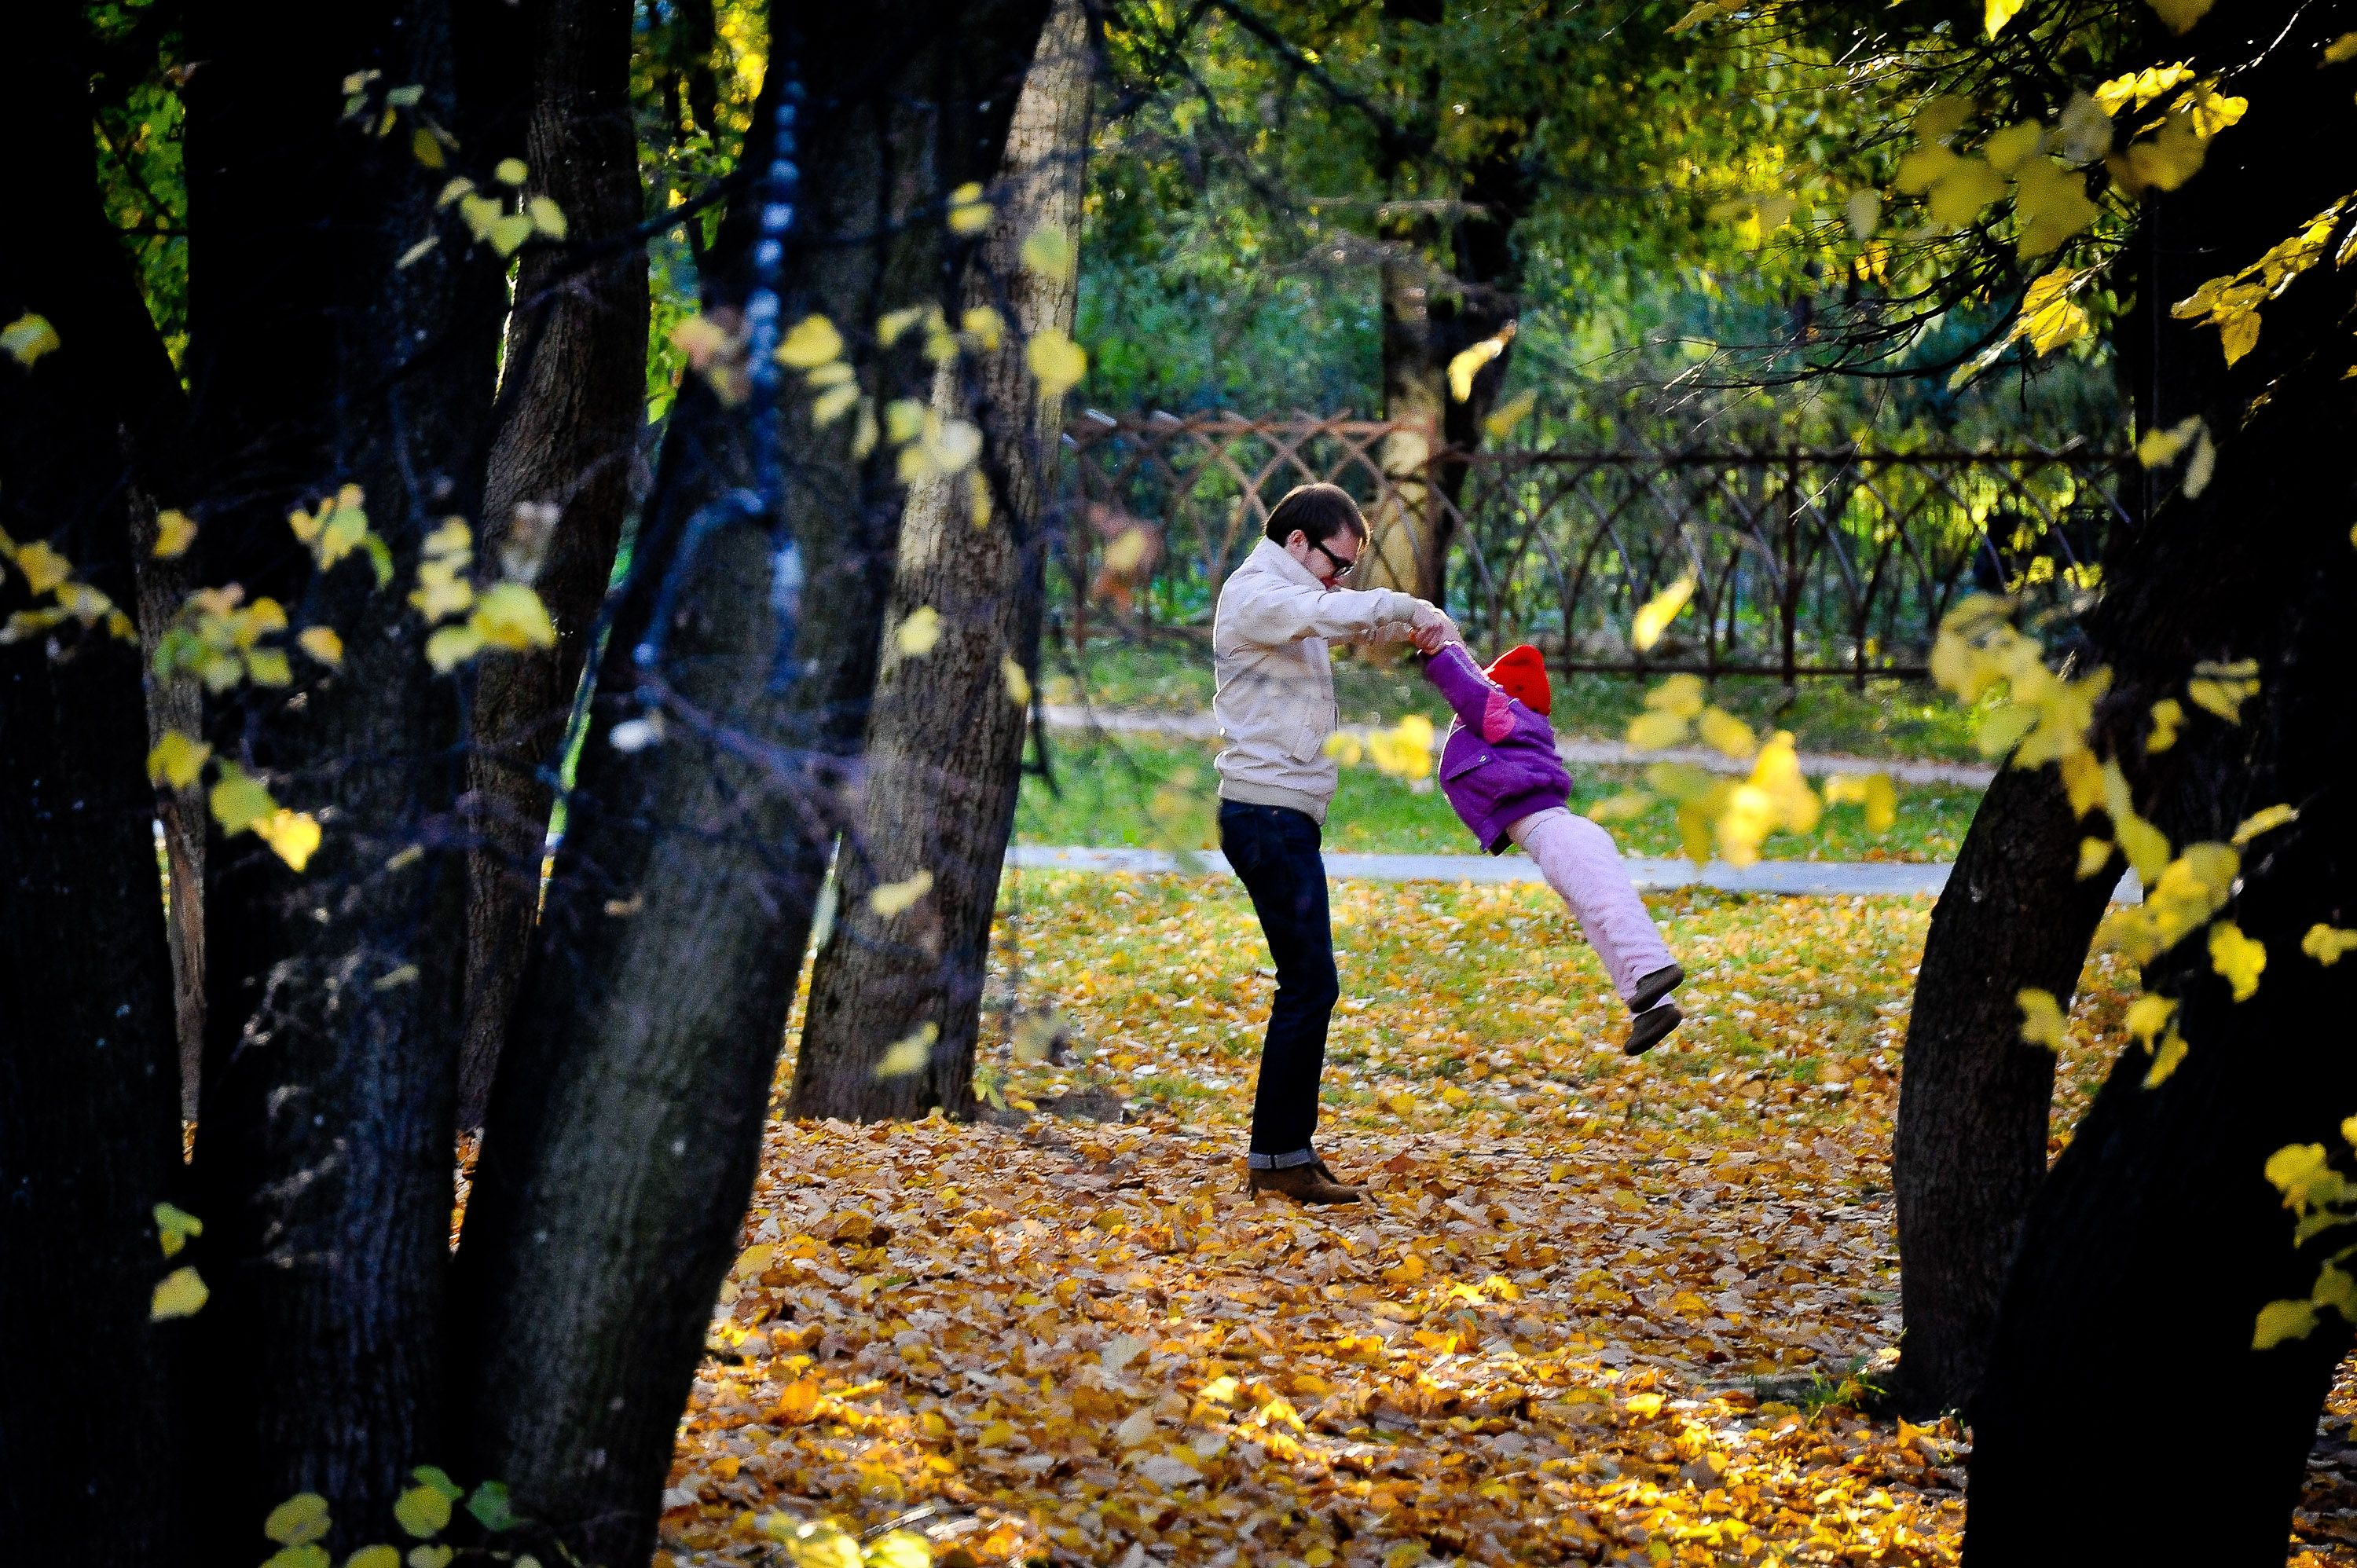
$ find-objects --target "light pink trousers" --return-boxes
[1507,806,1676,1006]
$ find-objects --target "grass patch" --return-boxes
[1020,729,1980,861]
[1040,633,1985,763]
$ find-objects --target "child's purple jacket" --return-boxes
[1422,643,1573,853]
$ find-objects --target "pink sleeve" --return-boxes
[1480,689,1516,743]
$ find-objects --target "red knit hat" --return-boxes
[1485,644,1551,716]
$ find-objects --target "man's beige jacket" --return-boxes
[1211,538,1421,822]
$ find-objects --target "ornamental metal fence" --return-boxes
[1056,410,2135,683]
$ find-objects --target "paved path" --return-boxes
[1009,844,2143,903]
[1039,705,1995,788]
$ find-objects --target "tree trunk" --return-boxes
[458,0,650,1129]
[1964,411,2357,1555]
[0,8,192,1554]
[449,7,1052,1559]
[791,0,1091,1120]
[1965,10,2357,1537]
[177,0,510,1548]
[1369,151,1527,608]
[1890,761,2116,1416]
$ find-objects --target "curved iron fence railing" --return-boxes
[1058,411,2134,683]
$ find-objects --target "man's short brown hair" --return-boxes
[1264,482,1368,549]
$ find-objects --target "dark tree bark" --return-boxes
[0,6,192,1554]
[449,7,1053,1559]
[1964,8,2357,1549]
[458,0,650,1129]
[791,0,1091,1119]
[1891,762,2117,1416]
[177,0,511,1548]
[1371,159,1527,607]
[1965,379,2357,1560]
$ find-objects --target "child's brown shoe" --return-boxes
[1626,1002,1682,1056]
[1248,1159,1365,1204]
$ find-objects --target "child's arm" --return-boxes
[1421,643,1518,742]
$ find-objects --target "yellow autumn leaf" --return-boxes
[2015,987,2067,1050]
[2209,921,2265,1001]
[2146,0,2214,34]
[2255,1297,2319,1350]
[255,808,324,873]
[1483,387,1538,439]
[152,508,196,559]
[266,1493,332,1547]
[2124,993,2177,1046]
[2231,804,2298,845]
[2014,161,2100,261]
[393,1482,452,1538]
[1982,121,2042,173]
[777,314,845,369]
[2,312,61,365]
[1020,225,1076,279]
[961,306,1006,352]
[14,540,72,595]
[1983,0,2024,37]
[1695,706,1758,761]
[471,581,557,651]
[1446,325,1514,401]
[2187,659,2260,722]
[895,605,944,658]
[298,626,345,668]
[2143,1028,2188,1087]
[863,1530,930,1568]
[1926,157,2007,228]
[2327,31,2357,64]
[2076,836,2114,878]
[527,195,567,239]
[1380,1253,1427,1284]
[874,1022,939,1079]
[734,1243,777,1280]
[346,1548,401,1568]
[152,1265,209,1320]
[148,731,212,790]
[1001,655,1032,706]
[1025,329,1087,397]
[2303,925,2357,965]
[1631,575,1694,652]
[426,622,485,672]
[870,868,935,917]
[947,182,992,234]
[2095,64,2194,117]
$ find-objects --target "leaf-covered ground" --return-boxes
[660,877,2357,1566]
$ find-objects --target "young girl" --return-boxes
[1423,640,1684,1053]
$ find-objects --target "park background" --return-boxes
[10,1,2357,1566]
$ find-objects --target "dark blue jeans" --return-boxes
[1219,800,1339,1167]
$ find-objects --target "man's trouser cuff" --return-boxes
[1248,1148,1318,1171]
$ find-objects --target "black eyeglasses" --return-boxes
[1310,539,1358,578]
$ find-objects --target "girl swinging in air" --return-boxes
[1423,639,1685,1053]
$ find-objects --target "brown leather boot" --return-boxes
[1248,1158,1364,1204]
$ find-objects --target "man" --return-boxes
[1213,482,1453,1204]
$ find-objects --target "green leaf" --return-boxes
[266,1548,330,1568]
[410,1466,463,1500]
[464,1479,519,1533]
[153,1202,203,1258]
[346,1548,402,1568]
